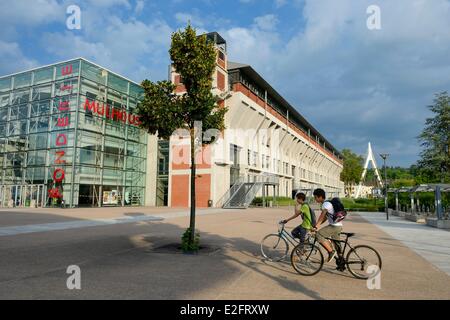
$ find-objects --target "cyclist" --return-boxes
[311,188,343,263]
[281,192,313,247]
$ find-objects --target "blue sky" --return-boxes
[1,0,450,167]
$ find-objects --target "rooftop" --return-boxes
[227,61,342,159]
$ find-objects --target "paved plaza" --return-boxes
[0,206,449,299]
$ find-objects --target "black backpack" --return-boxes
[327,198,347,223]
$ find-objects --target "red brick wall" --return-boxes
[171,174,189,207]
[170,174,211,208]
[195,174,211,208]
[217,71,225,91]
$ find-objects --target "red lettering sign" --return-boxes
[61,65,73,76]
[53,168,65,182]
[60,84,73,91]
[82,98,141,127]
[58,101,70,111]
[54,151,66,164]
[57,117,69,127]
[56,134,67,146]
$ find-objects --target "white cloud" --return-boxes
[219,0,450,165]
[85,0,131,8]
[253,14,278,31]
[275,0,287,8]
[134,0,145,15]
[42,17,173,81]
[0,0,64,26]
[0,41,37,75]
[175,12,205,28]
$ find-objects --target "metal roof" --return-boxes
[388,184,450,193]
[228,61,342,159]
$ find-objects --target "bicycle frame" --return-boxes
[312,234,353,257]
[277,223,300,248]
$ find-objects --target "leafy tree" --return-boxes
[340,149,364,196]
[137,25,227,249]
[417,92,450,183]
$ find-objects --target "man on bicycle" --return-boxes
[311,188,343,263]
[281,192,313,246]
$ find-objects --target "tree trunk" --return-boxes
[189,130,196,246]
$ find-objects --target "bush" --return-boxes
[181,228,200,253]
[342,197,384,212]
[251,196,296,206]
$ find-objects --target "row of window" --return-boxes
[0,112,146,142]
[1,166,146,187]
[0,60,143,99]
[244,147,340,184]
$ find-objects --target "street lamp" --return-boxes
[379,153,389,220]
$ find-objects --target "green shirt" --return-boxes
[296,203,312,230]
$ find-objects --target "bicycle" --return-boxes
[290,231,382,279]
[261,221,312,261]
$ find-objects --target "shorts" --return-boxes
[316,225,342,242]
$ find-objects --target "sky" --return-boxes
[1,0,449,167]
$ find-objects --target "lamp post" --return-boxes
[380,153,389,220]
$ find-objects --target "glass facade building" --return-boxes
[0,58,147,208]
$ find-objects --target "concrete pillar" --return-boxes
[435,186,443,220]
[395,192,399,211]
[410,193,415,213]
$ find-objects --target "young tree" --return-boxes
[417,92,450,183]
[137,25,227,250]
[340,149,364,197]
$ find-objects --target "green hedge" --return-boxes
[251,196,296,206]
[341,198,385,212]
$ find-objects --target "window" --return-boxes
[230,144,240,166]
[108,73,129,94]
[81,60,106,85]
[14,72,32,89]
[32,85,52,101]
[29,117,49,133]
[34,67,54,85]
[0,92,10,107]
[12,89,30,105]
[0,77,11,92]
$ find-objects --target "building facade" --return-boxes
[0,32,344,209]
[0,58,148,207]
[168,33,344,208]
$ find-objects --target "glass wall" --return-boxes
[0,59,148,207]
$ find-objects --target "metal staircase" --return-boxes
[218,174,279,209]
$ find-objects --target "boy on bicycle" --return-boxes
[311,188,343,263]
[281,192,313,246]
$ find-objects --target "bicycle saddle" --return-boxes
[340,232,355,237]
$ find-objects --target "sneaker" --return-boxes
[327,250,337,263]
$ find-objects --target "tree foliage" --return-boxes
[137,25,227,249]
[416,92,450,183]
[340,149,364,195]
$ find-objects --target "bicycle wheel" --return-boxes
[346,245,382,279]
[260,234,289,261]
[290,243,324,276]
